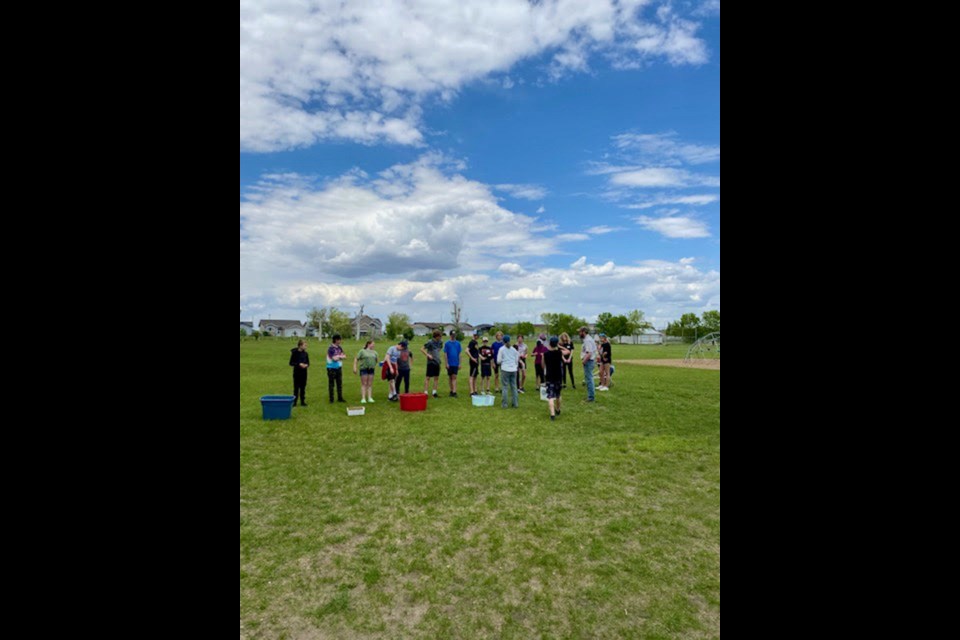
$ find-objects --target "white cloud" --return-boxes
[587,226,625,235]
[496,184,549,201]
[626,194,720,210]
[556,233,591,243]
[240,155,561,288]
[499,263,527,276]
[537,206,547,214]
[636,215,711,239]
[611,168,720,189]
[242,255,720,331]
[240,1,714,151]
[613,132,720,165]
[506,286,547,301]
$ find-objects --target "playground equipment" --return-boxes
[685,332,721,365]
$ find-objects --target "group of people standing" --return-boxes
[288,327,614,420]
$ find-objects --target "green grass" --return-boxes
[240,339,720,639]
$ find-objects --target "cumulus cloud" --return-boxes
[240,1,714,151]
[506,286,548,301]
[242,254,720,330]
[499,263,527,276]
[240,155,558,285]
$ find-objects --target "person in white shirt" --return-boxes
[579,327,598,402]
[497,335,521,409]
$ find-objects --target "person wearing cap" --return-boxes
[444,330,463,398]
[544,336,565,421]
[599,334,613,391]
[579,326,598,402]
[497,335,521,409]
[421,330,444,399]
[467,332,481,397]
[479,337,494,395]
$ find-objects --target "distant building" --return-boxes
[638,329,666,345]
[412,323,475,337]
[353,315,384,339]
[259,320,307,337]
[474,324,496,335]
[240,322,254,334]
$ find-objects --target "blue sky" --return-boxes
[240,0,721,329]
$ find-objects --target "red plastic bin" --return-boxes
[400,393,429,412]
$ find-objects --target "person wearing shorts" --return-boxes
[444,330,463,398]
[421,330,444,399]
[544,336,565,421]
[468,332,481,396]
[354,340,379,404]
[479,337,494,395]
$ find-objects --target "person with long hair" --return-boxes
[354,340,379,404]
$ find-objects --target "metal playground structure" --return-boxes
[685,332,721,365]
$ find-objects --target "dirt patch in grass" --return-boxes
[619,359,720,371]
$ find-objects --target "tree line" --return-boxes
[665,311,721,342]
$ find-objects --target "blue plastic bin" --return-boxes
[261,396,295,421]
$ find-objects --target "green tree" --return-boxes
[307,307,329,338]
[385,313,412,340]
[327,308,353,338]
[628,310,653,340]
[667,313,703,342]
[604,316,632,343]
[402,326,416,341]
[595,313,614,337]
[515,322,536,338]
[240,328,248,337]
[702,310,721,335]
[541,313,587,338]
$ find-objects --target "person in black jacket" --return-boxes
[290,340,310,407]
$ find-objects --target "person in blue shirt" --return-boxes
[444,330,463,398]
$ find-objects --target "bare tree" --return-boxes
[451,300,463,332]
[355,305,365,342]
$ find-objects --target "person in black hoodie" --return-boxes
[290,340,310,407]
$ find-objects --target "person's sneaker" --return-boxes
[368,399,375,404]
[301,402,308,407]
[433,392,440,399]
[519,389,526,395]
[451,393,458,398]
[338,399,347,403]
[361,399,367,404]
[551,415,556,422]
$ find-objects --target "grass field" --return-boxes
[240,339,721,639]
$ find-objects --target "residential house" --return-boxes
[259,320,307,337]
[352,315,384,339]
[240,322,254,334]
[412,323,475,337]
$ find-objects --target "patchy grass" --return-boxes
[240,339,720,639]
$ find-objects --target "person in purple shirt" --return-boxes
[326,334,347,404]
[533,340,550,388]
